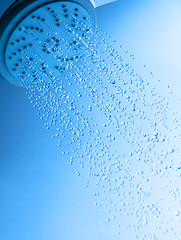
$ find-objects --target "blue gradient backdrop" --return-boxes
[0,0,181,240]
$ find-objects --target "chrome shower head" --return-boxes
[0,0,96,87]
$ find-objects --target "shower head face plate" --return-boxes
[0,0,95,87]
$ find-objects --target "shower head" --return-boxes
[0,0,96,87]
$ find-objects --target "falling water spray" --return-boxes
[0,0,181,239]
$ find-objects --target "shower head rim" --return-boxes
[0,0,96,87]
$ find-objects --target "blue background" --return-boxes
[0,0,181,240]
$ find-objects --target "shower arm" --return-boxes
[90,0,117,8]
